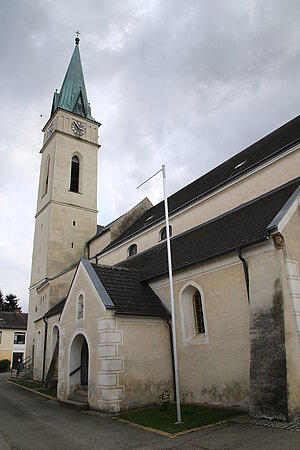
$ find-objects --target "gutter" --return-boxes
[141,235,269,283]
[42,316,48,382]
[237,248,250,303]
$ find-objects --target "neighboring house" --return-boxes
[0,311,28,369]
[26,37,300,420]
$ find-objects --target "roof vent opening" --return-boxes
[233,161,246,171]
[145,215,155,223]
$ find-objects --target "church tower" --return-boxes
[27,36,100,360]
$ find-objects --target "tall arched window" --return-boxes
[159,225,172,241]
[70,155,79,193]
[43,156,50,196]
[127,244,137,257]
[193,290,205,334]
[179,282,208,344]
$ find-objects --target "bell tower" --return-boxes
[27,36,100,358]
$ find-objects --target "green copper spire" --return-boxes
[51,36,94,120]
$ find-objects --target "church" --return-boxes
[26,37,300,420]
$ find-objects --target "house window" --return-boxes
[14,332,25,345]
[127,244,137,257]
[159,225,172,241]
[70,155,80,192]
[193,290,205,334]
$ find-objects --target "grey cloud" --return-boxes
[1,0,300,309]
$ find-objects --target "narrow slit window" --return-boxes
[193,290,205,334]
[70,156,79,192]
[43,157,50,196]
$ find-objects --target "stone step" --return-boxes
[68,394,88,403]
[60,398,89,411]
[75,388,88,397]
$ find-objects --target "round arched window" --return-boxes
[159,225,172,241]
[127,244,137,257]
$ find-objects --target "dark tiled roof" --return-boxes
[0,312,28,330]
[45,298,66,318]
[97,225,105,234]
[91,264,170,318]
[103,115,300,253]
[118,178,300,280]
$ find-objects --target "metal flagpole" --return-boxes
[137,164,182,424]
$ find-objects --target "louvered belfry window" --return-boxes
[193,290,205,334]
[70,156,79,192]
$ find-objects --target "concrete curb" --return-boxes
[112,417,230,438]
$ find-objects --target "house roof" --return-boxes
[118,178,300,280]
[101,115,300,254]
[0,312,28,330]
[91,264,170,318]
[45,298,67,318]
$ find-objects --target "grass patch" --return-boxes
[116,403,244,434]
[12,379,57,398]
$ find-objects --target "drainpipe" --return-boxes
[166,319,176,402]
[42,316,48,383]
[237,248,250,303]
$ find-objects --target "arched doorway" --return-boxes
[69,333,89,393]
[81,340,88,385]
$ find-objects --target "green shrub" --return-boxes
[0,359,10,372]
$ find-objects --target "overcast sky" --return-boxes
[1,0,300,312]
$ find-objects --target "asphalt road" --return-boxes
[0,373,299,449]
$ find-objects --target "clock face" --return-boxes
[71,120,86,136]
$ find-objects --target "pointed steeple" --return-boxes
[51,36,94,120]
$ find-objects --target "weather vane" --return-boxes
[75,30,81,44]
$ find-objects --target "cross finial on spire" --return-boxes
[75,30,81,45]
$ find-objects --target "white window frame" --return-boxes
[13,332,26,345]
[179,281,209,346]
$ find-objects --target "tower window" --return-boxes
[70,155,79,193]
[73,220,76,226]
[71,242,74,248]
[127,244,137,257]
[43,157,50,196]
